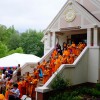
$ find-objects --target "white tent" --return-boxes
[0,53,41,68]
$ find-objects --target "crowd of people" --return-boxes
[0,42,86,100]
[34,42,86,84]
[0,65,21,100]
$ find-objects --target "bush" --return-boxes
[76,87,91,95]
[91,88,100,97]
[70,91,79,97]
[50,74,68,90]
[96,83,100,91]
[48,92,69,100]
[72,96,83,100]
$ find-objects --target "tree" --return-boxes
[8,47,24,55]
[7,33,21,50]
[0,24,7,43]
[0,41,8,58]
[20,29,44,57]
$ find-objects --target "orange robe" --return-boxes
[71,47,76,55]
[75,48,81,56]
[71,43,76,48]
[61,56,67,64]
[40,64,45,73]
[43,69,50,84]
[25,75,31,95]
[18,81,22,98]
[55,58,61,71]
[30,78,38,98]
[33,70,39,79]
[5,90,9,100]
[67,56,74,64]
[5,82,13,100]
[0,94,5,100]
[21,80,26,95]
[63,50,70,57]
[50,58,55,73]
[52,50,57,58]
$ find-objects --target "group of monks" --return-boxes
[4,72,38,100]
[2,42,86,100]
[33,42,86,85]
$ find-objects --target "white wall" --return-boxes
[88,47,100,83]
[98,29,100,46]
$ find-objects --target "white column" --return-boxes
[52,31,56,47]
[87,28,92,46]
[48,32,51,48]
[93,27,98,47]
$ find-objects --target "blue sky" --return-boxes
[0,0,67,32]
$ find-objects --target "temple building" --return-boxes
[35,0,100,100]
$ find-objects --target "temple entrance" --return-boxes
[71,33,87,44]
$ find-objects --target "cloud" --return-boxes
[0,0,67,32]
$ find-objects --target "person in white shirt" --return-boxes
[9,83,20,100]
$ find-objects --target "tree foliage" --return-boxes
[8,47,24,55]
[0,24,44,58]
[7,33,21,50]
[20,29,44,57]
[0,41,8,58]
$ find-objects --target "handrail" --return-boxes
[39,46,55,63]
[12,46,55,81]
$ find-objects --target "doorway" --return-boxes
[71,34,87,44]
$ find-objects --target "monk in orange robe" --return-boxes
[18,80,23,98]
[30,76,38,99]
[37,62,41,69]
[75,48,81,56]
[61,55,67,64]
[0,94,5,100]
[58,53,63,60]
[25,72,31,95]
[78,42,85,51]
[5,81,13,100]
[71,42,76,48]
[71,47,76,55]
[42,60,47,66]
[33,68,39,79]
[52,49,57,58]
[63,48,70,57]
[43,67,50,84]
[50,57,56,74]
[67,55,74,64]
[21,78,26,95]
[54,56,62,71]
[47,63,52,77]
[40,60,47,73]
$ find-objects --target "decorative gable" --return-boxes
[44,0,100,34]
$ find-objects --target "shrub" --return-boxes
[51,74,68,90]
[76,87,91,95]
[48,92,69,100]
[72,96,83,100]
[70,91,79,97]
[96,83,100,91]
[91,88,100,97]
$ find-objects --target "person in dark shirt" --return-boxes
[8,68,13,78]
[16,64,21,81]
